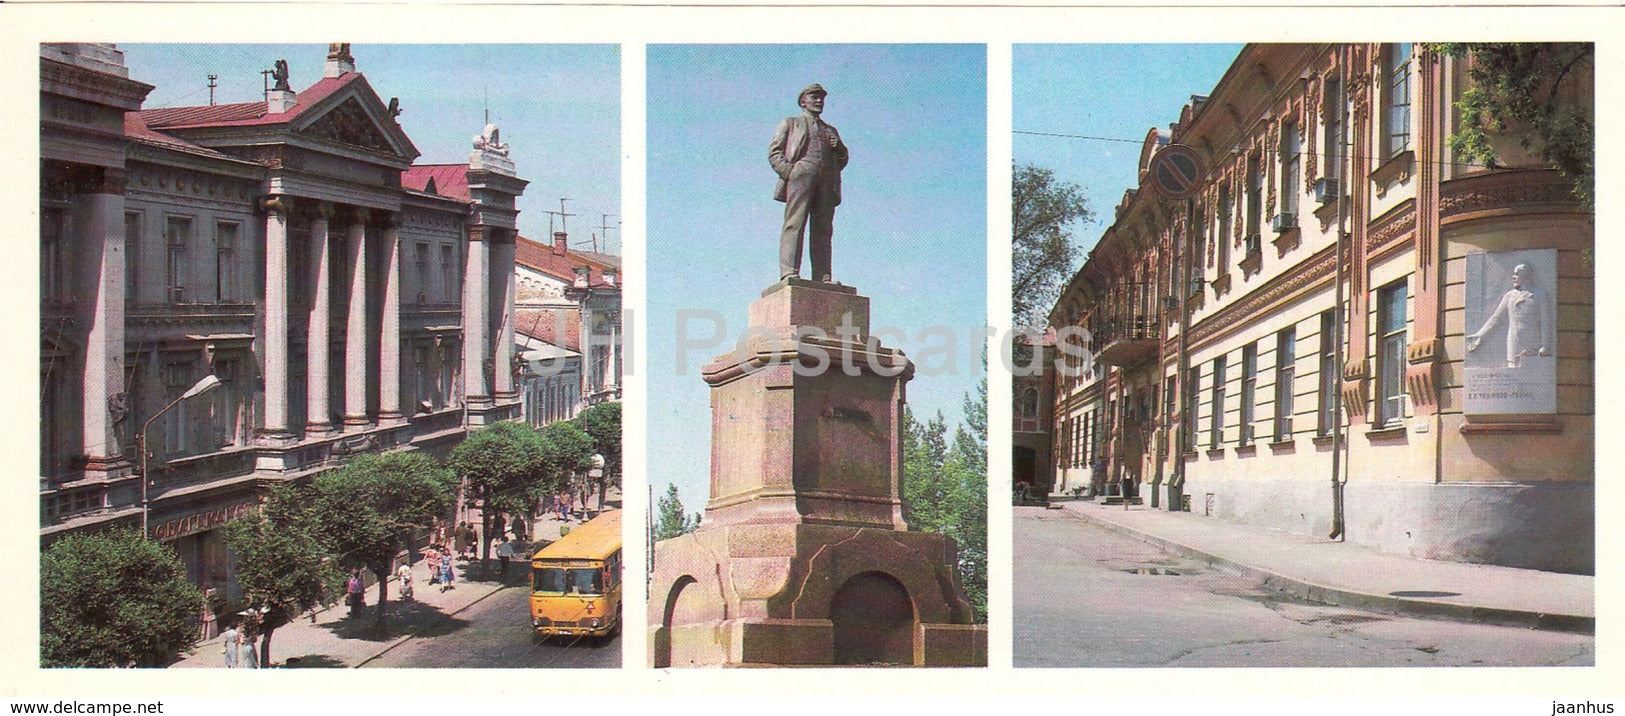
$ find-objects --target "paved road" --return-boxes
[361,584,621,669]
[1015,507,1593,667]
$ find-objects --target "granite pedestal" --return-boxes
[649,278,986,667]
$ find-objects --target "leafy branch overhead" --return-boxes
[1431,43,1593,208]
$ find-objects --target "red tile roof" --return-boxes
[514,234,619,289]
[515,307,581,352]
[140,75,358,130]
[401,164,471,201]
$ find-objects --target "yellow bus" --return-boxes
[530,508,622,640]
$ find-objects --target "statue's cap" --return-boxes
[798,83,828,101]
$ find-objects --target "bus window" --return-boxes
[533,567,567,593]
[568,568,603,595]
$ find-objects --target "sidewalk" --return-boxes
[173,552,513,669]
[1046,498,1593,633]
[173,496,619,669]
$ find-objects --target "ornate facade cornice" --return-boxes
[1438,171,1580,222]
[1188,243,1337,352]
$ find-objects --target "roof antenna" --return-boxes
[484,83,489,126]
[207,74,218,106]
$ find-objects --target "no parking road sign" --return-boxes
[1148,144,1204,201]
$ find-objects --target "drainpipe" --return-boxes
[1174,197,1194,511]
[1329,58,1350,542]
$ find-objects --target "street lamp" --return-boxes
[588,453,605,511]
[138,374,223,538]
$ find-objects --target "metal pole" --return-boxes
[138,433,148,537]
[1177,196,1194,511]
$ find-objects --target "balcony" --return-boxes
[1094,314,1161,367]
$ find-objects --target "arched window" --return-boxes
[1019,386,1040,419]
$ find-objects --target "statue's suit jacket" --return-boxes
[769,113,848,205]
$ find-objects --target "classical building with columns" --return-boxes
[40,43,527,595]
[513,231,622,428]
[1044,43,1592,573]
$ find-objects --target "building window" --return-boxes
[1240,343,1257,445]
[416,241,430,304]
[1163,375,1177,459]
[591,345,609,394]
[1318,310,1337,436]
[1274,326,1296,441]
[1383,43,1413,159]
[440,342,459,408]
[415,345,432,412]
[1323,78,1343,181]
[215,221,237,303]
[1183,367,1199,453]
[42,208,67,304]
[440,244,456,303]
[211,358,245,448]
[1209,356,1226,450]
[1280,122,1301,219]
[1216,187,1232,270]
[1244,155,1262,253]
[41,362,63,479]
[1191,214,1207,283]
[125,212,141,305]
[1019,386,1040,421]
[162,361,195,456]
[1376,280,1409,427]
[166,216,191,304]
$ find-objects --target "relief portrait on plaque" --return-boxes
[1463,248,1558,414]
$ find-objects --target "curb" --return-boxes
[1055,505,1594,635]
[353,583,518,668]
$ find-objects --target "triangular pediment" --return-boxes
[291,75,420,163]
[301,97,393,153]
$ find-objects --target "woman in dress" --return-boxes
[238,629,259,669]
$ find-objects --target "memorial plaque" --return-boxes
[1463,248,1558,414]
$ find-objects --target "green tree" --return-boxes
[653,483,699,541]
[1014,163,1093,329]
[448,422,544,565]
[1432,43,1593,207]
[41,530,204,667]
[537,419,595,500]
[901,398,988,623]
[307,451,456,633]
[222,486,344,666]
[576,401,622,507]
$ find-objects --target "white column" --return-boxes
[343,208,370,428]
[492,233,517,399]
[379,213,403,422]
[462,224,491,407]
[304,203,334,435]
[78,168,127,471]
[260,196,292,439]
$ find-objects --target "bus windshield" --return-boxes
[532,566,604,596]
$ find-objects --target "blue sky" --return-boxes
[647,44,988,518]
[1014,44,1243,256]
[120,44,622,254]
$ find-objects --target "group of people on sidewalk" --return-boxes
[217,622,260,669]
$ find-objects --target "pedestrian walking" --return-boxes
[220,623,239,669]
[425,547,442,586]
[346,568,365,617]
[439,551,455,591]
[455,523,473,560]
[237,630,259,669]
[496,535,515,580]
[397,562,414,602]
[559,490,573,522]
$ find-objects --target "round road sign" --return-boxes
[1148,143,1204,201]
